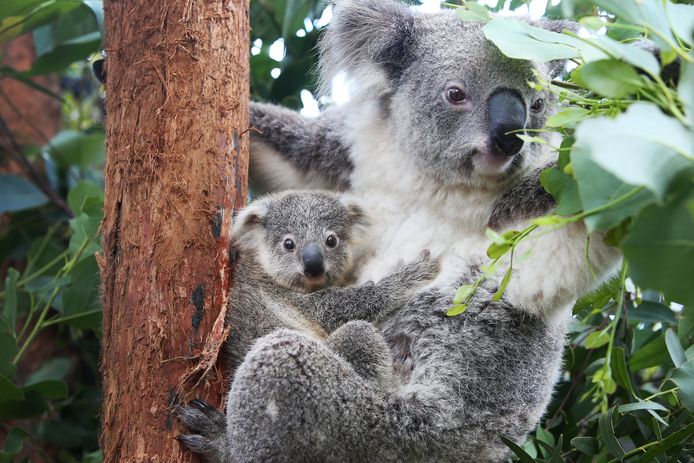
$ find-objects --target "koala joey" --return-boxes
[220,190,440,381]
[178,190,439,459]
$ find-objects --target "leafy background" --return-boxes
[0,0,692,462]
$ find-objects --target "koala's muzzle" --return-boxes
[302,244,325,277]
[488,89,526,157]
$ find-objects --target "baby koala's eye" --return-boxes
[283,238,295,251]
[325,234,338,248]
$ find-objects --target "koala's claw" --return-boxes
[177,400,230,463]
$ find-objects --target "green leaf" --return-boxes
[617,402,668,414]
[22,380,67,399]
[546,107,591,128]
[571,436,598,455]
[456,3,490,22]
[628,301,676,325]
[3,269,19,330]
[671,359,694,412]
[0,374,24,402]
[453,285,476,305]
[623,191,694,308]
[0,390,47,419]
[69,196,103,259]
[665,328,687,368]
[499,435,537,463]
[572,146,655,232]
[630,334,671,371]
[26,357,70,385]
[573,59,644,98]
[593,0,677,53]
[0,317,18,378]
[585,330,610,349]
[574,103,694,200]
[483,18,582,62]
[492,266,512,302]
[487,242,511,259]
[61,256,101,329]
[610,347,634,395]
[0,427,29,461]
[638,422,694,462]
[67,180,103,215]
[24,30,101,76]
[540,167,582,216]
[598,407,625,458]
[0,0,82,45]
[47,130,105,169]
[446,304,468,317]
[0,174,49,214]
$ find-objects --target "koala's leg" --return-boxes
[178,400,232,463]
[249,102,353,192]
[226,329,396,463]
[325,320,396,390]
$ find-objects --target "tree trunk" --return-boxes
[99,0,249,461]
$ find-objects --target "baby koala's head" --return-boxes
[233,191,368,292]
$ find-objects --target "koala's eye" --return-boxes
[530,98,545,113]
[283,238,295,251]
[444,85,466,105]
[326,234,338,248]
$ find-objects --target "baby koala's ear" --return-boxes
[232,199,269,248]
[341,196,370,239]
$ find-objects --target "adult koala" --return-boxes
[181,0,621,461]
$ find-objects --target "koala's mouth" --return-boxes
[471,146,525,182]
[300,273,329,292]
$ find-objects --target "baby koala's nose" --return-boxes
[302,244,325,277]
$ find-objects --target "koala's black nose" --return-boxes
[488,89,526,157]
[302,244,325,277]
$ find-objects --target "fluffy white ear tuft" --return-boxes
[341,195,370,241]
[232,200,269,249]
[318,0,416,96]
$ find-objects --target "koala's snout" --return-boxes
[488,89,526,157]
[302,244,325,277]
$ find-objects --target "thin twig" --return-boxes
[0,116,74,218]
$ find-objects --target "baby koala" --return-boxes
[225,190,440,385]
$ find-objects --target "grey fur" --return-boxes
[180,2,618,462]
[488,166,557,231]
[217,190,439,373]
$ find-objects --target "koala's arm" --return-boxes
[249,102,353,192]
[488,165,621,314]
[297,252,439,332]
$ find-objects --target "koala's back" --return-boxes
[225,256,327,371]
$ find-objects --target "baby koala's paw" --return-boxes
[177,399,230,463]
[401,249,442,286]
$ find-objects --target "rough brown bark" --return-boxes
[99,0,249,461]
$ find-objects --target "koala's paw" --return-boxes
[177,400,230,463]
[398,249,442,286]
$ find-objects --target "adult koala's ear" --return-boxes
[232,200,269,249]
[538,19,579,78]
[318,0,416,93]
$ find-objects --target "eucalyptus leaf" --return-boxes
[624,191,694,308]
[573,59,644,98]
[0,174,49,214]
[671,359,694,411]
[574,103,694,200]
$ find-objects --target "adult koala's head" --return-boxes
[320,0,575,190]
